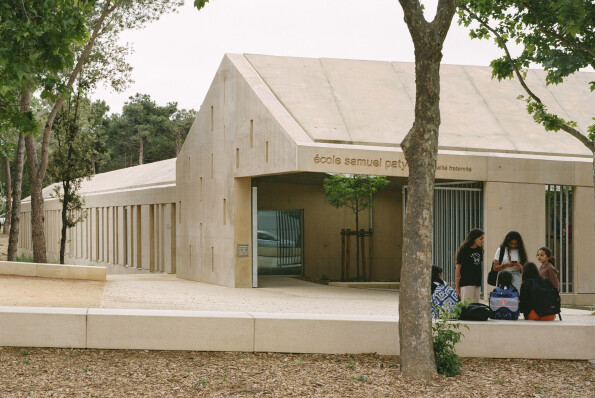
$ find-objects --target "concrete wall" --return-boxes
[176,54,305,287]
[574,186,595,304]
[18,186,177,274]
[256,181,403,281]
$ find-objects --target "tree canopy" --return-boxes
[458,0,595,145]
[97,94,195,172]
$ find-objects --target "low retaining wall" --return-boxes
[0,306,593,359]
[0,261,106,281]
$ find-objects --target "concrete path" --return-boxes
[0,274,399,315]
[1,273,592,323]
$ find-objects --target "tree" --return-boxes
[0,0,92,260]
[5,0,184,263]
[47,92,95,264]
[99,94,195,172]
[458,0,595,232]
[323,174,389,280]
[396,0,456,379]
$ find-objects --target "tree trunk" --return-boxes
[25,133,47,264]
[355,199,360,280]
[176,128,181,155]
[7,90,30,261]
[3,157,12,234]
[397,0,455,380]
[91,152,96,175]
[59,180,70,264]
[7,134,26,261]
[592,152,595,236]
[139,138,144,165]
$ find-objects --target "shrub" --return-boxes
[432,302,467,377]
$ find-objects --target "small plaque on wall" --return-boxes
[237,245,249,257]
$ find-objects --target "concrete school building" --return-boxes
[18,54,595,305]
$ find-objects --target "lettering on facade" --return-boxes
[313,154,472,173]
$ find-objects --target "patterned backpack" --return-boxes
[489,286,520,320]
[431,281,460,319]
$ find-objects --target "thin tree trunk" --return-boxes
[91,152,96,175]
[26,1,114,262]
[7,91,30,261]
[25,133,47,263]
[139,138,144,165]
[3,157,12,234]
[59,180,70,264]
[397,0,455,380]
[176,128,181,155]
[355,200,360,280]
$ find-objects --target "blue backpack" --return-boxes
[431,281,460,319]
[489,286,520,320]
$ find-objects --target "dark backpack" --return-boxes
[489,286,520,320]
[459,303,490,321]
[530,278,562,320]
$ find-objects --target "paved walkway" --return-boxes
[1,273,593,324]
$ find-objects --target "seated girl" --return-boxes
[431,266,459,318]
[519,262,557,321]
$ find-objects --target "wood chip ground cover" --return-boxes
[0,348,593,397]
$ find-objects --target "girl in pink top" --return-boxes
[536,246,560,290]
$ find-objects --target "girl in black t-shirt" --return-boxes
[454,228,485,302]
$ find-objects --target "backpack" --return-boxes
[530,278,562,320]
[431,281,459,319]
[489,286,520,320]
[458,303,490,321]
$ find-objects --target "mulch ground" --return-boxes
[0,348,593,397]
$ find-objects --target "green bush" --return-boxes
[432,302,467,377]
[16,254,35,263]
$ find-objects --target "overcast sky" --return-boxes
[91,0,511,114]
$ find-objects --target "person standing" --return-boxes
[536,246,560,290]
[455,228,485,302]
[492,231,527,291]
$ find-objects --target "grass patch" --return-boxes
[16,254,35,263]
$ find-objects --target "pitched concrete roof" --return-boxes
[243,54,594,157]
[31,158,176,200]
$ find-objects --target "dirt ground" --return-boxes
[1,233,594,397]
[0,348,593,397]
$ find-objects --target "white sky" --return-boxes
[91,0,510,114]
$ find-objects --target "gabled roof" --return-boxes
[30,158,176,201]
[243,54,593,157]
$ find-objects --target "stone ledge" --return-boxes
[0,306,592,359]
[0,261,106,281]
[328,282,400,289]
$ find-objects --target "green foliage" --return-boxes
[458,0,595,145]
[47,93,95,224]
[0,0,93,129]
[97,94,195,172]
[194,1,211,10]
[432,302,467,377]
[16,254,34,263]
[323,174,389,216]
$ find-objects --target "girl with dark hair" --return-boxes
[519,262,556,321]
[454,228,485,302]
[431,265,459,319]
[493,231,527,291]
[537,246,560,290]
[431,265,443,295]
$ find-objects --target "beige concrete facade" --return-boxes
[17,54,595,305]
[18,159,177,275]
